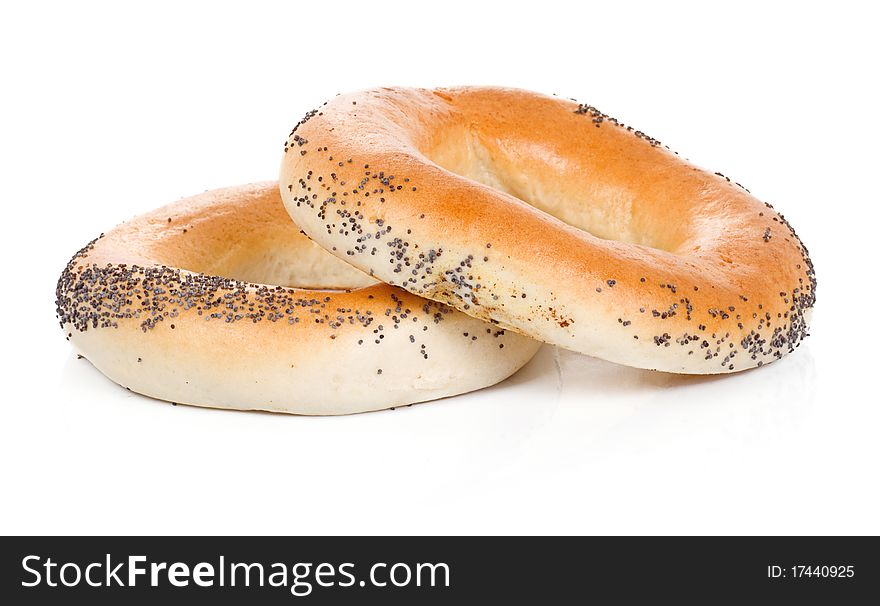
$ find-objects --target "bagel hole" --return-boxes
[163,206,378,291]
[216,233,378,290]
[426,126,681,252]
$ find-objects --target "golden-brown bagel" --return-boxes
[55,183,540,414]
[280,87,815,374]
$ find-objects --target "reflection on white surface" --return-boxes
[40,341,825,534]
[552,345,816,448]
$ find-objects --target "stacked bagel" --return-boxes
[57,87,816,414]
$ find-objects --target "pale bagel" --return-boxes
[280,87,815,374]
[56,183,540,414]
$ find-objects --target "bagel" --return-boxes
[55,183,540,414]
[280,86,815,374]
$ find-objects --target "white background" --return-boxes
[2,1,878,535]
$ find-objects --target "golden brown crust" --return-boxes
[280,87,815,373]
[56,183,540,413]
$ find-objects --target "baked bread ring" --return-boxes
[55,183,540,414]
[281,87,815,374]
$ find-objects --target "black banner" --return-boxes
[1,537,876,603]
